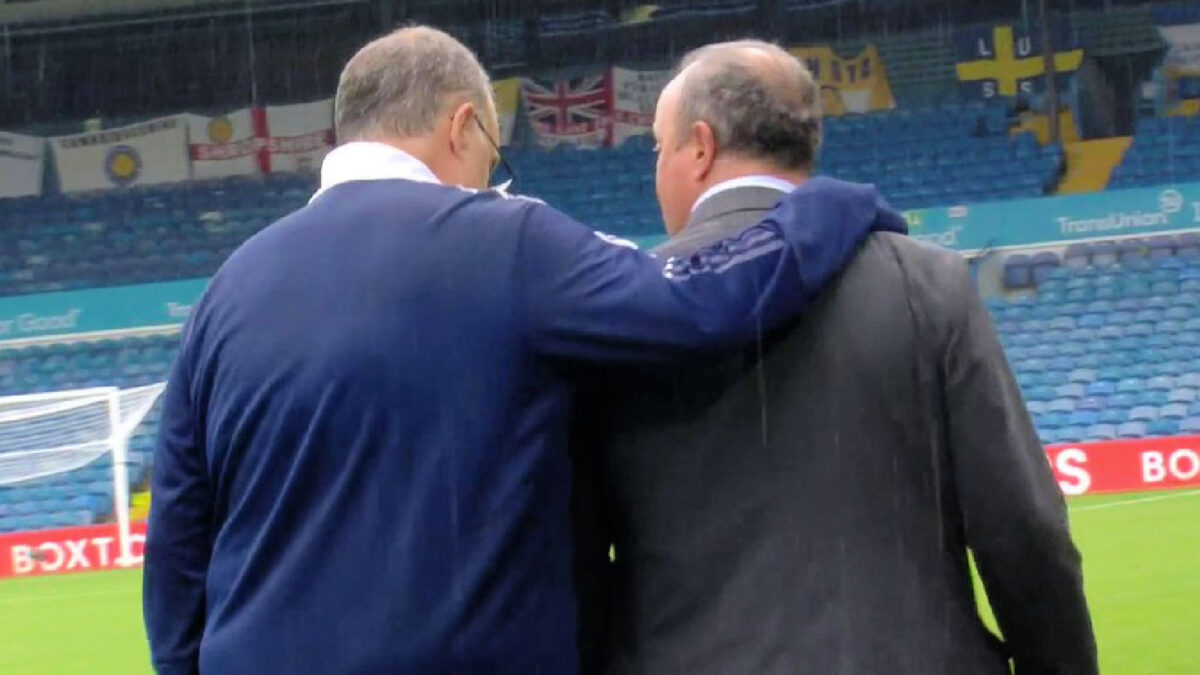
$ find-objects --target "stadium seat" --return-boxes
[1148,419,1181,437]
[1047,398,1077,414]
[1129,406,1159,421]
[1134,391,1170,407]
[1068,410,1100,427]
[1160,403,1190,420]
[1055,383,1086,399]
[1147,376,1176,391]
[1117,421,1148,438]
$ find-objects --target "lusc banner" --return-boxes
[186,108,265,178]
[0,278,207,343]
[263,99,335,173]
[611,67,670,145]
[788,44,895,116]
[955,24,1084,100]
[1048,437,1200,496]
[904,182,1200,253]
[50,117,190,193]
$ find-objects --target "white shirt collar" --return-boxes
[311,142,440,202]
[690,175,798,214]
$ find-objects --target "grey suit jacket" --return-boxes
[572,185,1097,675]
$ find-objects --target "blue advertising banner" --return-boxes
[904,183,1200,253]
[0,278,206,342]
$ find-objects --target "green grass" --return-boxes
[1,490,1198,674]
[0,568,147,673]
[976,489,1200,674]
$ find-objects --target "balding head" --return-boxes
[652,40,821,234]
[335,25,494,143]
[675,40,821,170]
[333,25,501,189]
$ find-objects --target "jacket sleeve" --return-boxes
[517,184,894,363]
[144,326,212,675]
[938,256,1098,675]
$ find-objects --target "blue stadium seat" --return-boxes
[1055,383,1086,399]
[1129,406,1159,421]
[1117,421,1148,438]
[1167,389,1197,406]
[1160,403,1190,420]
[1068,369,1098,384]
[1086,423,1118,440]
[1039,428,1061,444]
[1047,398,1077,413]
[1177,373,1200,389]
[1134,390,1171,407]
[1057,426,1088,443]
[1068,410,1100,427]
[1148,419,1181,437]
[1117,378,1143,393]
[1147,376,1176,391]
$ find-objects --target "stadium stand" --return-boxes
[1108,116,1200,189]
[994,237,1200,445]
[0,174,314,297]
[0,334,174,532]
[0,102,1061,295]
[511,102,1061,237]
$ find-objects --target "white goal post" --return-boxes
[0,383,167,565]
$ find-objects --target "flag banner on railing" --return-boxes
[521,72,613,148]
[186,108,266,178]
[610,67,670,146]
[493,77,522,146]
[263,99,335,174]
[0,131,45,198]
[788,44,896,115]
[50,117,190,193]
[954,24,1084,101]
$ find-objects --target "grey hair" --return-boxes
[334,25,493,142]
[675,40,822,171]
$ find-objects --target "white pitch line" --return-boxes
[0,587,136,605]
[1071,488,1200,513]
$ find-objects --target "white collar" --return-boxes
[311,141,441,202]
[690,175,798,214]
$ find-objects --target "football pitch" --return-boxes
[1,491,1197,674]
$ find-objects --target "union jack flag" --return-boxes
[521,73,612,146]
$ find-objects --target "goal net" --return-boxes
[0,383,167,565]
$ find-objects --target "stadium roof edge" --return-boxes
[0,0,365,31]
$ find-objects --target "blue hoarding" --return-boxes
[904,182,1200,253]
[0,278,207,342]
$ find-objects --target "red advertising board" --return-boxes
[1047,436,1200,496]
[0,521,146,578]
[1,437,1197,579]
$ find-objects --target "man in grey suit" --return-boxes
[573,41,1098,674]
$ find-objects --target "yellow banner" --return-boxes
[788,44,896,116]
[492,77,522,145]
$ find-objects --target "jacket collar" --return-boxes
[311,142,440,202]
[690,175,797,216]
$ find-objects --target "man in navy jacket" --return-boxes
[143,26,905,674]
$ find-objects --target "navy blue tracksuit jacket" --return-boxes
[144,176,905,674]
